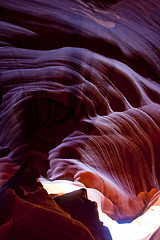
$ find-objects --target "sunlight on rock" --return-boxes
[98,204,160,240]
[39,178,160,240]
[38,177,85,196]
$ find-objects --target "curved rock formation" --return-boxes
[0,0,160,239]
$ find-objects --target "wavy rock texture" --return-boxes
[0,0,160,239]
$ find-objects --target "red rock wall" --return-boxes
[0,0,160,239]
